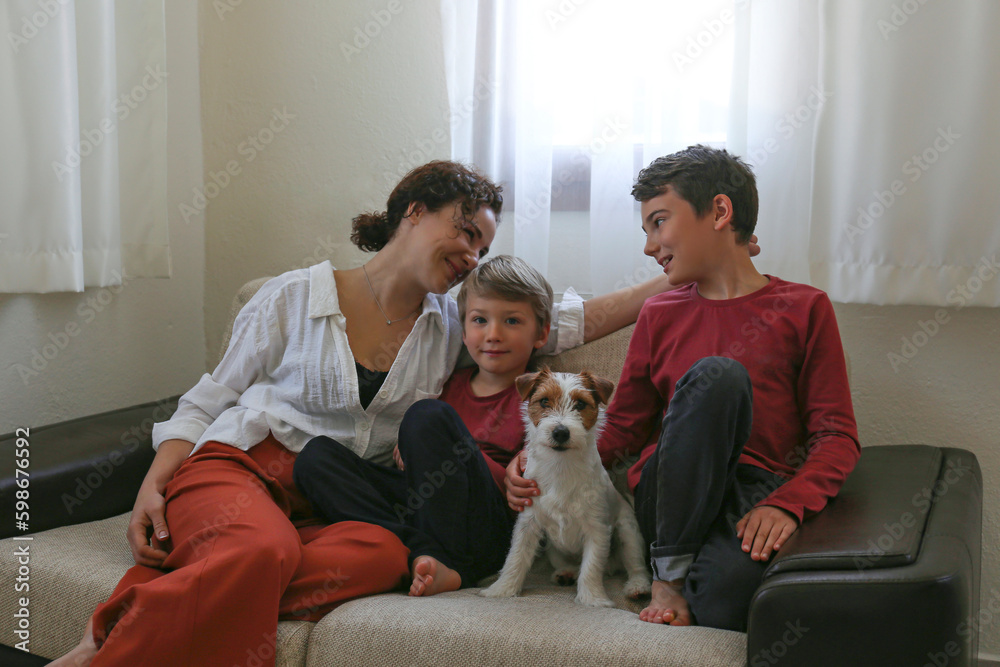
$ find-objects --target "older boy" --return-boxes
[294,255,556,595]
[507,145,860,631]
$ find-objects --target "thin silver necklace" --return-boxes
[362,264,418,325]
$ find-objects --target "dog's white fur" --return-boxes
[480,369,651,607]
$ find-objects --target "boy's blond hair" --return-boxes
[457,255,553,333]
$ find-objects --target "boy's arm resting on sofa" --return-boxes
[757,293,861,523]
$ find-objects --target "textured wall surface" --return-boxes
[836,302,999,660]
[0,0,205,435]
[199,0,451,367]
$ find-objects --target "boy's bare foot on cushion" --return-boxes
[49,616,99,666]
[639,579,692,626]
[409,555,461,596]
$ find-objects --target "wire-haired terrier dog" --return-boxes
[481,368,651,607]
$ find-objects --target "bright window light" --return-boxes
[516,0,735,148]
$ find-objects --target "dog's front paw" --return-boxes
[551,569,578,586]
[623,575,652,599]
[479,581,520,598]
[575,589,614,608]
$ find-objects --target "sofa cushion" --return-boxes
[536,324,635,392]
[307,568,745,667]
[0,512,746,666]
[0,513,313,665]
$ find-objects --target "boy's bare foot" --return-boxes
[639,579,692,626]
[49,617,98,666]
[408,555,462,597]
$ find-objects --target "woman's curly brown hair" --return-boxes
[351,161,504,252]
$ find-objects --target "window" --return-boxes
[443,0,1000,306]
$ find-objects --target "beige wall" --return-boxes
[0,0,205,435]
[837,302,999,659]
[199,0,451,366]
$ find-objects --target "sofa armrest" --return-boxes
[0,398,177,538]
[747,445,982,667]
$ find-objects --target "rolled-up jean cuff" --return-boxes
[650,553,694,582]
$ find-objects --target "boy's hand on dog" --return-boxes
[504,451,539,512]
[736,505,797,562]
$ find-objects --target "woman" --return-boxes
[52,161,673,667]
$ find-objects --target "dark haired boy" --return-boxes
[508,144,860,631]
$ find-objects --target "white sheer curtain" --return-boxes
[0,0,168,294]
[730,0,1000,307]
[443,0,735,296]
[443,0,1000,307]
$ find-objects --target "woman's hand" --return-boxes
[127,482,172,567]
[748,233,761,257]
[504,451,539,512]
[125,438,195,567]
[393,444,405,471]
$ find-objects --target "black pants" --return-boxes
[293,399,514,587]
[634,356,787,631]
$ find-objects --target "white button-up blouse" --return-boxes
[152,261,585,465]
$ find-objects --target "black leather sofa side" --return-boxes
[0,397,178,539]
[747,445,982,667]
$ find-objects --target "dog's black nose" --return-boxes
[551,425,570,444]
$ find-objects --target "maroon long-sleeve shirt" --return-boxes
[598,276,860,522]
[439,367,525,491]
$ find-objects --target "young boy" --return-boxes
[437,254,554,490]
[506,145,860,631]
[293,254,553,596]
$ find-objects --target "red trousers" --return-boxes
[88,436,410,667]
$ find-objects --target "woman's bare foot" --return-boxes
[408,555,461,597]
[49,617,98,666]
[639,579,692,626]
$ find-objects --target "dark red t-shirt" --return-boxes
[439,367,526,490]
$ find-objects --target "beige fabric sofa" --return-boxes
[1,510,744,666]
[0,277,747,666]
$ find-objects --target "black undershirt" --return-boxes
[355,361,389,410]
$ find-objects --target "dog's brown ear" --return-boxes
[516,366,551,400]
[580,370,615,406]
